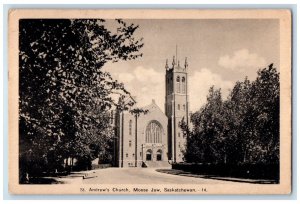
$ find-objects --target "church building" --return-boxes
[113,56,190,167]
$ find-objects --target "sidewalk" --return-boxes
[156,169,278,184]
[59,169,100,184]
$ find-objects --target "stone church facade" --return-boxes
[113,57,190,167]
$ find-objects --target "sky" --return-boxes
[103,19,279,112]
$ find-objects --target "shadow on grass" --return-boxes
[21,170,98,184]
[156,169,278,184]
[23,177,65,184]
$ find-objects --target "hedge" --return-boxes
[172,163,279,181]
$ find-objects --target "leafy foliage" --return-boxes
[181,64,280,165]
[19,19,143,181]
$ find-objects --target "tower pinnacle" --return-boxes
[172,56,176,68]
[165,59,169,69]
[184,57,188,68]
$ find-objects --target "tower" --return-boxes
[165,56,189,162]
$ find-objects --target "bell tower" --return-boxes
[165,55,189,162]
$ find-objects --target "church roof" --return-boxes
[140,99,166,117]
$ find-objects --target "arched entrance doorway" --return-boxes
[142,120,166,166]
[146,149,152,161]
[156,149,162,161]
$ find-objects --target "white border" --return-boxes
[1,0,299,203]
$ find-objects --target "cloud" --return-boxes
[113,66,234,113]
[117,73,135,83]
[114,66,165,110]
[133,66,162,84]
[189,68,234,111]
[218,49,266,71]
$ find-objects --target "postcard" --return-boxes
[8,9,291,194]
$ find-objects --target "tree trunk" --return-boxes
[135,115,138,167]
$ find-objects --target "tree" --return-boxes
[182,64,280,166]
[182,87,225,164]
[19,19,143,182]
[225,77,253,164]
[249,64,280,163]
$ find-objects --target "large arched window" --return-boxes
[145,121,163,143]
[176,76,180,93]
[182,77,186,94]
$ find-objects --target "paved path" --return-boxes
[82,168,239,184]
